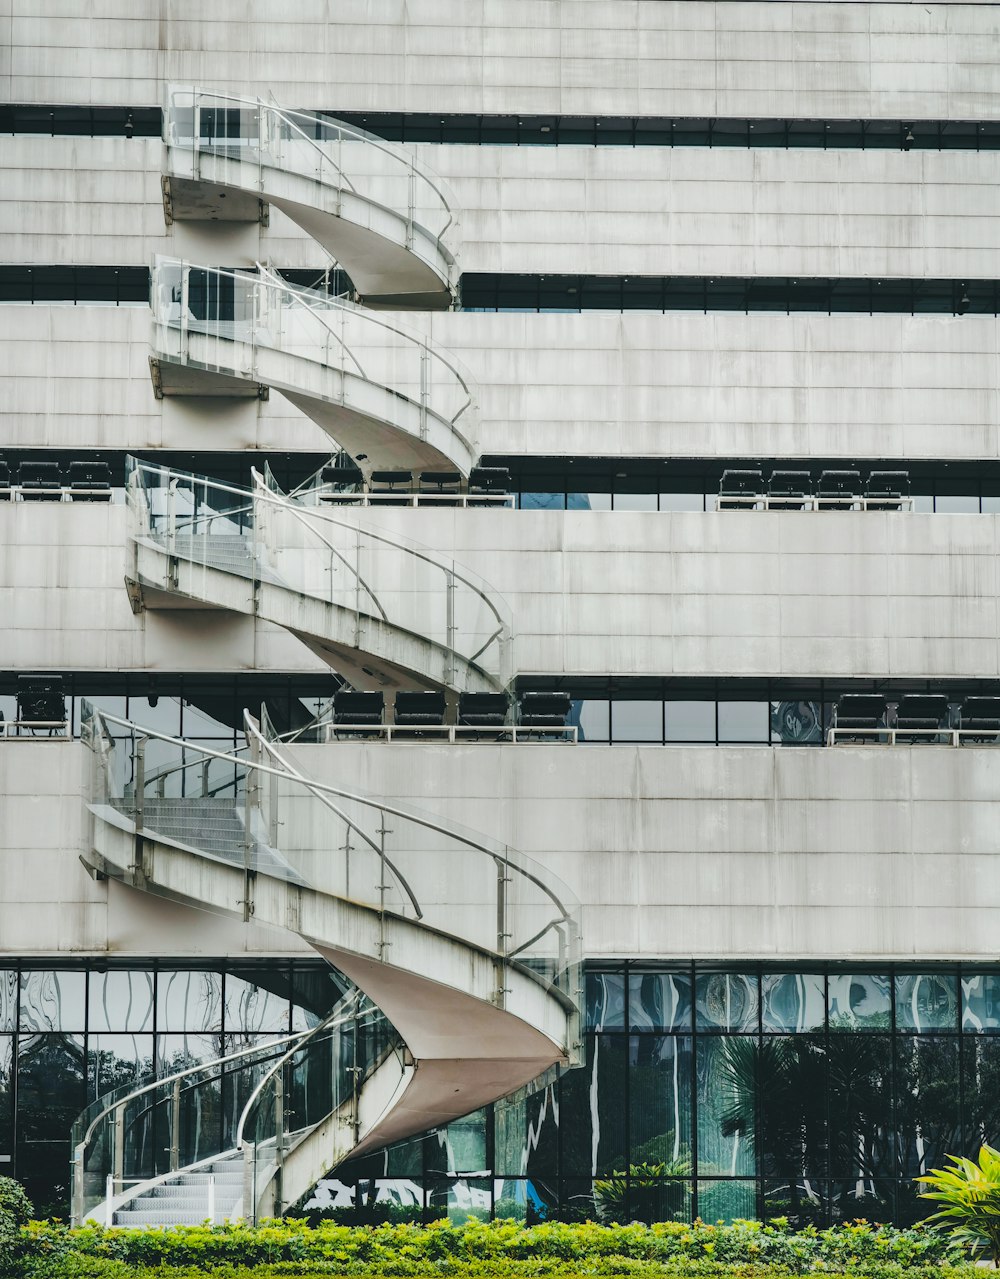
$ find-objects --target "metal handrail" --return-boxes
[76,1030,308,1158]
[128,459,511,680]
[233,993,380,1150]
[166,86,457,253]
[152,259,475,435]
[90,706,576,935]
[270,473,510,644]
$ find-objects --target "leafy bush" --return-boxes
[0,1177,34,1272]
[8,1216,976,1278]
[918,1143,1000,1264]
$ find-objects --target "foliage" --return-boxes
[8,1214,973,1278]
[918,1143,1000,1265]
[0,1177,35,1271]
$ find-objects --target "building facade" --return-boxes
[3,0,1000,1227]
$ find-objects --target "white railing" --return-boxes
[315,491,513,509]
[827,726,1000,746]
[320,723,577,743]
[0,487,112,502]
[0,720,71,739]
[716,494,915,512]
[164,85,459,289]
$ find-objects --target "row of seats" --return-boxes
[719,468,909,509]
[0,460,112,500]
[331,689,571,732]
[320,465,510,506]
[834,693,1000,740]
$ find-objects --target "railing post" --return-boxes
[419,346,429,442]
[113,1106,125,1190]
[170,1078,181,1173]
[354,526,362,648]
[243,753,256,922]
[208,1174,216,1225]
[406,168,415,250]
[494,857,511,1011]
[243,1143,256,1226]
[179,262,190,362]
[445,568,457,685]
[273,1065,285,1214]
[105,1174,114,1228]
[133,737,146,835]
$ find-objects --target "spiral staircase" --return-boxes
[76,88,580,1227]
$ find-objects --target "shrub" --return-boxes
[0,1176,34,1273]
[9,1216,974,1277]
[918,1144,1000,1265]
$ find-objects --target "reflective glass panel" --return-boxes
[613,492,657,511]
[156,970,223,1032]
[758,1036,827,1180]
[87,1033,155,1101]
[626,1177,692,1225]
[567,491,611,511]
[696,972,759,1032]
[665,701,715,742]
[827,1035,893,1177]
[828,973,891,1030]
[629,970,692,1032]
[0,971,15,1032]
[935,494,979,513]
[19,970,86,1032]
[557,1177,596,1223]
[572,700,609,743]
[895,1036,959,1178]
[962,1037,1000,1156]
[895,973,958,1032]
[523,1084,559,1180]
[0,1035,12,1156]
[87,970,154,1032]
[829,1178,896,1225]
[224,968,291,1037]
[718,701,768,742]
[659,492,704,512]
[629,1035,693,1169]
[762,973,825,1032]
[520,492,566,510]
[696,1037,756,1175]
[697,1179,757,1224]
[962,972,1000,1033]
[426,1176,492,1224]
[586,971,626,1031]
[611,701,662,742]
[492,1178,527,1221]
[592,1035,628,1175]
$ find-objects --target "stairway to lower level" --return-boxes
[112,1157,244,1227]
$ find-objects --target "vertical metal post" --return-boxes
[243,1143,256,1226]
[495,857,510,1011]
[273,1065,285,1214]
[170,1079,181,1172]
[113,1106,125,1189]
[243,752,256,922]
[179,262,190,361]
[105,1174,114,1228]
[445,568,457,685]
[406,168,415,249]
[134,738,146,834]
[419,347,429,441]
[71,1144,84,1227]
[269,766,279,847]
[208,1174,216,1225]
[354,527,362,647]
[201,757,210,796]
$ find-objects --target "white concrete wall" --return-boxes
[0,503,326,672]
[5,502,1000,681]
[6,139,1000,281]
[0,739,307,957]
[4,2,1000,120]
[291,738,1000,963]
[5,305,1000,463]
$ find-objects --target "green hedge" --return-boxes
[11,1217,975,1278]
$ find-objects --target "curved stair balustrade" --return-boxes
[162,85,460,308]
[150,259,477,477]
[71,991,402,1227]
[80,704,582,1221]
[125,458,513,693]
